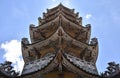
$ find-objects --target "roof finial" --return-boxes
[59,2,63,6]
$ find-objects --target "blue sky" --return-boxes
[0,0,120,74]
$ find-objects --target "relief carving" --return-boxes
[28,47,41,61]
[33,29,46,41]
[33,22,58,42]
[80,48,93,62]
[75,29,87,43]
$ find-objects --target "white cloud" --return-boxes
[85,14,92,20]
[0,40,24,74]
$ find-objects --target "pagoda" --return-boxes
[20,4,99,78]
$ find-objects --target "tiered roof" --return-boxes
[21,4,99,78]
